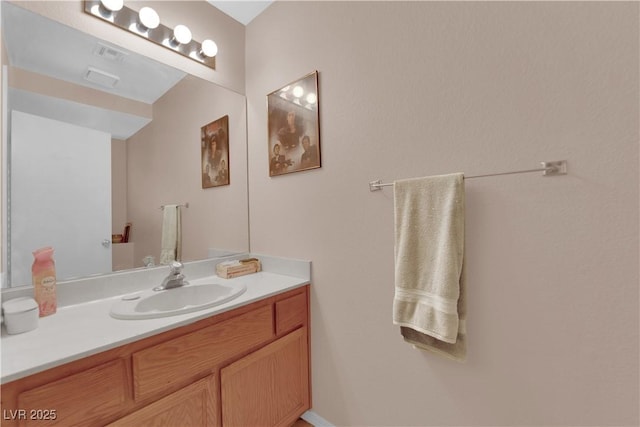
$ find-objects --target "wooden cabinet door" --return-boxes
[15,359,128,427]
[107,376,218,427]
[221,327,309,427]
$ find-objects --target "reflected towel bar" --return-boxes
[160,203,189,209]
[369,160,567,191]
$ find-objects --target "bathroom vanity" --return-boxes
[0,257,311,427]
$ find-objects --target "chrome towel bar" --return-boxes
[159,203,190,210]
[369,160,567,191]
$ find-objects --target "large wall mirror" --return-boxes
[1,2,249,288]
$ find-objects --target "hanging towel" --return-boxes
[392,173,466,361]
[159,204,181,265]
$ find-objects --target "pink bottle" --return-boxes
[32,247,57,317]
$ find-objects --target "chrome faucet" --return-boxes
[154,261,187,291]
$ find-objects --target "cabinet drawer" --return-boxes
[275,291,307,335]
[17,359,128,427]
[133,304,274,401]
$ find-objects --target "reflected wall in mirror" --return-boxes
[1,2,249,287]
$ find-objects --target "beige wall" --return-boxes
[246,2,639,426]
[127,75,248,266]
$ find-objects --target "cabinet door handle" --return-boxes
[102,239,111,248]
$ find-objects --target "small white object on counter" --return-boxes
[2,297,39,335]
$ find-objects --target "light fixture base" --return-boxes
[84,0,216,70]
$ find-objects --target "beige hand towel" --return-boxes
[392,173,466,361]
[159,205,181,265]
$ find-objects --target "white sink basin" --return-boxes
[110,282,246,320]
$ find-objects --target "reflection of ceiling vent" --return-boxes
[84,67,120,88]
[93,42,128,62]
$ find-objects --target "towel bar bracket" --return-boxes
[369,180,383,192]
[541,160,567,176]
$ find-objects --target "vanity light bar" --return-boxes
[84,0,216,70]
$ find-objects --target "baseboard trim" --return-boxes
[301,410,335,427]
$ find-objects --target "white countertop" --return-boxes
[1,255,310,384]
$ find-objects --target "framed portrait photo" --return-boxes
[267,71,321,177]
[201,115,230,188]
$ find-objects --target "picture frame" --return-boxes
[267,71,321,177]
[201,115,230,188]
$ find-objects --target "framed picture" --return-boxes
[201,115,230,188]
[267,71,320,177]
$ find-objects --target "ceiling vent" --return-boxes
[84,67,120,88]
[93,42,128,62]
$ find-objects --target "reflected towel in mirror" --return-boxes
[159,205,181,265]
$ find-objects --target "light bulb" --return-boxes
[292,86,304,98]
[138,7,159,30]
[200,39,218,58]
[173,25,192,45]
[100,0,123,12]
[306,93,317,104]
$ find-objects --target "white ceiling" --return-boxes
[3,2,186,105]
[2,2,186,139]
[9,88,152,140]
[207,1,273,25]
